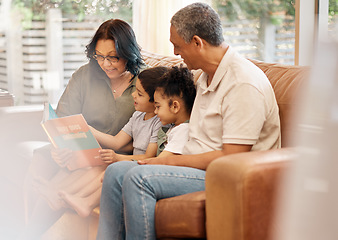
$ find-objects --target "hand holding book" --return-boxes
[41,103,103,171]
[51,147,74,168]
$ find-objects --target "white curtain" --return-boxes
[133,0,211,56]
[0,0,11,32]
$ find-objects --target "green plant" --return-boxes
[12,0,133,28]
[215,0,295,25]
[329,0,338,20]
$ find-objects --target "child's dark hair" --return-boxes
[157,66,196,114]
[138,66,170,102]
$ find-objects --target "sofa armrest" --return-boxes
[0,105,47,143]
[0,105,49,184]
[205,148,297,240]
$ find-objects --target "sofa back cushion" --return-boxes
[142,50,204,80]
[142,50,310,148]
[250,60,310,147]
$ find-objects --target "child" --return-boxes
[154,65,196,157]
[91,66,169,161]
[59,66,196,217]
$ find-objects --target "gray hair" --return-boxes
[170,2,224,46]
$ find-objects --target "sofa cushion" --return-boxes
[155,191,206,239]
[142,50,183,67]
[142,50,203,82]
[250,60,310,147]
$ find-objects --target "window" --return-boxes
[213,0,296,65]
[0,0,336,106]
[326,0,338,40]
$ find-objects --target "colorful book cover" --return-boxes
[41,104,103,170]
[41,102,58,122]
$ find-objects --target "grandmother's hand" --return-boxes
[51,147,73,168]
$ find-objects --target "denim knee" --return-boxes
[122,165,147,188]
[104,161,138,187]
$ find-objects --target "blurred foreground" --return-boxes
[274,41,338,240]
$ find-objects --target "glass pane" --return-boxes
[328,0,338,40]
[213,0,296,65]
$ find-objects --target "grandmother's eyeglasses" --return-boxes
[93,54,119,63]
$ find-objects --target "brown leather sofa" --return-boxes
[40,50,310,240]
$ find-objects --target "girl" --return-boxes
[153,65,196,157]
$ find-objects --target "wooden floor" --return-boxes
[0,171,26,239]
[41,212,98,240]
[0,171,99,240]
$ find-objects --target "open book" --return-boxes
[41,103,103,170]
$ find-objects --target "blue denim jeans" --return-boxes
[96,161,206,240]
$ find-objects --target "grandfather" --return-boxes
[96,3,281,239]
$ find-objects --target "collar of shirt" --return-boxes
[198,46,235,95]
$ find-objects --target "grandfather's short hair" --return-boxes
[170,2,224,46]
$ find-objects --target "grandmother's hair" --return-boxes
[157,66,196,114]
[86,19,144,77]
[170,2,224,46]
[138,66,170,102]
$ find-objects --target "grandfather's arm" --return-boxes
[139,143,252,170]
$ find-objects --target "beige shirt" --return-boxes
[183,47,281,155]
[56,60,137,136]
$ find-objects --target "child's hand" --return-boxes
[138,156,168,165]
[51,147,73,168]
[89,125,98,139]
[99,149,118,164]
